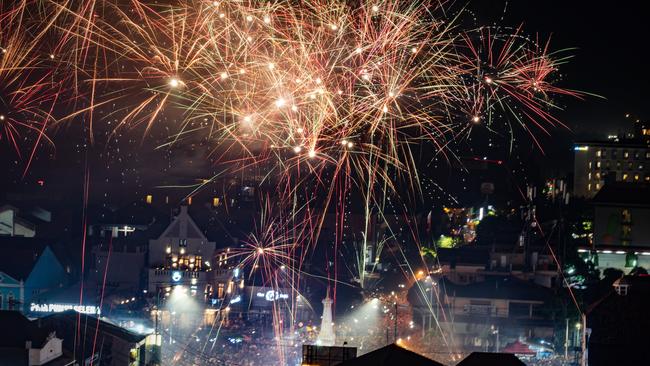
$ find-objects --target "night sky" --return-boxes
[473,0,649,136]
[1,1,648,203]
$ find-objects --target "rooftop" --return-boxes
[441,276,553,302]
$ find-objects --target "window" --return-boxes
[624,151,629,159]
[179,239,187,247]
[588,183,592,191]
[588,173,592,180]
[596,161,601,168]
[623,173,628,181]
[635,174,640,181]
[195,255,202,269]
[596,150,601,157]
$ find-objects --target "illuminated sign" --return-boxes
[574,146,589,151]
[229,295,242,304]
[30,303,101,315]
[256,290,289,302]
[171,271,182,282]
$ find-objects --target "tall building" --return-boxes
[573,141,650,198]
[578,183,650,273]
[147,206,216,298]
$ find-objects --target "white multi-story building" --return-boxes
[147,206,216,299]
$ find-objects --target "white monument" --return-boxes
[317,294,336,346]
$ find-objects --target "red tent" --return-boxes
[501,341,536,356]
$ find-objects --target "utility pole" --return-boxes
[581,314,587,366]
[564,318,569,361]
[394,302,398,343]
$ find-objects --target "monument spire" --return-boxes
[317,288,336,346]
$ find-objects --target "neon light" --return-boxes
[256,290,289,301]
[30,303,101,315]
[172,271,182,282]
[574,146,589,151]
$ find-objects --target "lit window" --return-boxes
[146,194,153,204]
[635,174,640,181]
[596,161,601,168]
[624,151,629,158]
[596,172,601,179]
[597,150,602,157]
[623,173,628,181]
[588,173,592,180]
[588,184,592,191]
[596,183,600,190]
[589,162,592,169]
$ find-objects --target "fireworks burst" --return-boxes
[1,0,583,360]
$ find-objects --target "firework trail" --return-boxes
[1,0,583,360]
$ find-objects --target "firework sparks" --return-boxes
[1,0,583,360]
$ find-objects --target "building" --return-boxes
[435,247,559,289]
[210,247,243,301]
[301,345,357,366]
[0,238,73,313]
[0,205,37,237]
[456,352,526,366]
[587,275,650,365]
[578,183,650,273]
[39,310,158,366]
[335,343,444,366]
[0,311,73,366]
[573,140,650,198]
[147,206,216,298]
[431,276,556,352]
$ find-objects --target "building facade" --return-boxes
[147,206,216,299]
[578,183,650,273]
[435,277,555,352]
[573,141,650,198]
[0,240,72,313]
[0,205,36,237]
